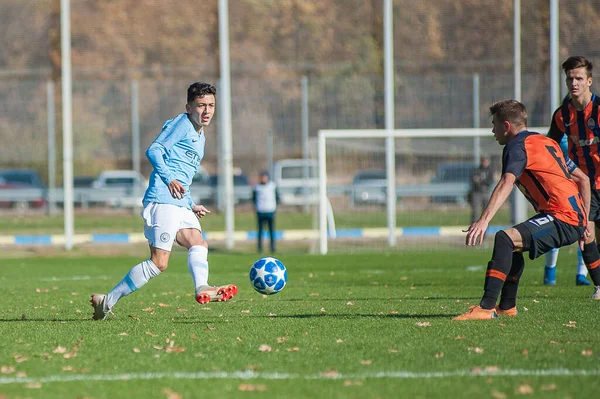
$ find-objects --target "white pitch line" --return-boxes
[1,369,599,385]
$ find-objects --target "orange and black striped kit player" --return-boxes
[548,95,600,287]
[455,99,593,320]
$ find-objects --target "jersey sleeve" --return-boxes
[547,109,564,143]
[145,119,188,186]
[502,140,527,178]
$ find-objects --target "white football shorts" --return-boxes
[141,202,202,251]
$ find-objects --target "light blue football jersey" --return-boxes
[143,113,205,209]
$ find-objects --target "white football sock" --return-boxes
[577,249,588,276]
[544,247,559,268]
[188,245,209,291]
[106,259,161,308]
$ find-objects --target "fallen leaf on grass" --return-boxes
[238,383,267,392]
[241,309,250,313]
[336,339,344,343]
[322,370,339,378]
[26,383,42,389]
[517,384,533,394]
[309,292,319,297]
[35,288,49,293]
[0,366,15,374]
[128,315,140,321]
[145,331,158,337]
[521,349,528,355]
[162,388,182,399]
[133,348,141,353]
[13,355,27,363]
[491,391,506,399]
[540,384,557,391]
[454,336,465,340]
[63,352,77,359]
[119,332,129,336]
[581,349,593,356]
[467,347,484,354]
[360,360,372,365]
[276,337,288,343]
[268,313,277,317]
[388,349,398,354]
[142,307,154,312]
[158,303,170,307]
[434,353,444,358]
[53,346,67,354]
[165,346,186,353]
[346,301,354,306]
[286,347,300,352]
[415,322,431,327]
[320,307,326,312]
[258,344,272,352]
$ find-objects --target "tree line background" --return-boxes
[0,0,598,181]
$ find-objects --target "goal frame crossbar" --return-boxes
[317,127,547,254]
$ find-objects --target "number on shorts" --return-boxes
[528,214,554,227]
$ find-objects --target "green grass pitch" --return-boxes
[0,247,598,398]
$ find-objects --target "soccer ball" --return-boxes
[249,257,288,295]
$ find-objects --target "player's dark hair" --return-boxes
[562,56,593,78]
[187,82,217,103]
[489,100,527,127]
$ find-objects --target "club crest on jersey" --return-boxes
[587,118,596,130]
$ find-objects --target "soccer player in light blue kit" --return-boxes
[91,82,237,320]
[543,133,591,286]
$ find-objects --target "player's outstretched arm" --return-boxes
[464,173,516,246]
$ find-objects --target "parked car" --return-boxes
[191,166,212,205]
[0,169,46,209]
[73,175,96,188]
[349,169,387,206]
[208,173,253,206]
[91,170,148,208]
[430,162,475,204]
[272,159,318,205]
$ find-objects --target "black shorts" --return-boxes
[514,213,585,260]
[589,189,600,222]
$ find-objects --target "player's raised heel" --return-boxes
[576,274,591,286]
[495,306,518,316]
[453,305,497,320]
[195,284,238,304]
[592,286,600,300]
[90,293,113,320]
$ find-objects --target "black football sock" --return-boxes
[582,242,600,286]
[480,231,514,310]
[498,252,525,310]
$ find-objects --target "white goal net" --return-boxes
[312,128,541,254]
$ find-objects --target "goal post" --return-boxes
[316,128,544,254]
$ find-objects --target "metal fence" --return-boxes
[0,1,599,212]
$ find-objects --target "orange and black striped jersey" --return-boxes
[503,131,587,227]
[548,94,600,189]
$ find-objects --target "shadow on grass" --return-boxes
[172,313,453,323]
[0,317,87,322]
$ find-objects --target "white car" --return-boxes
[272,159,318,206]
[91,170,148,208]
